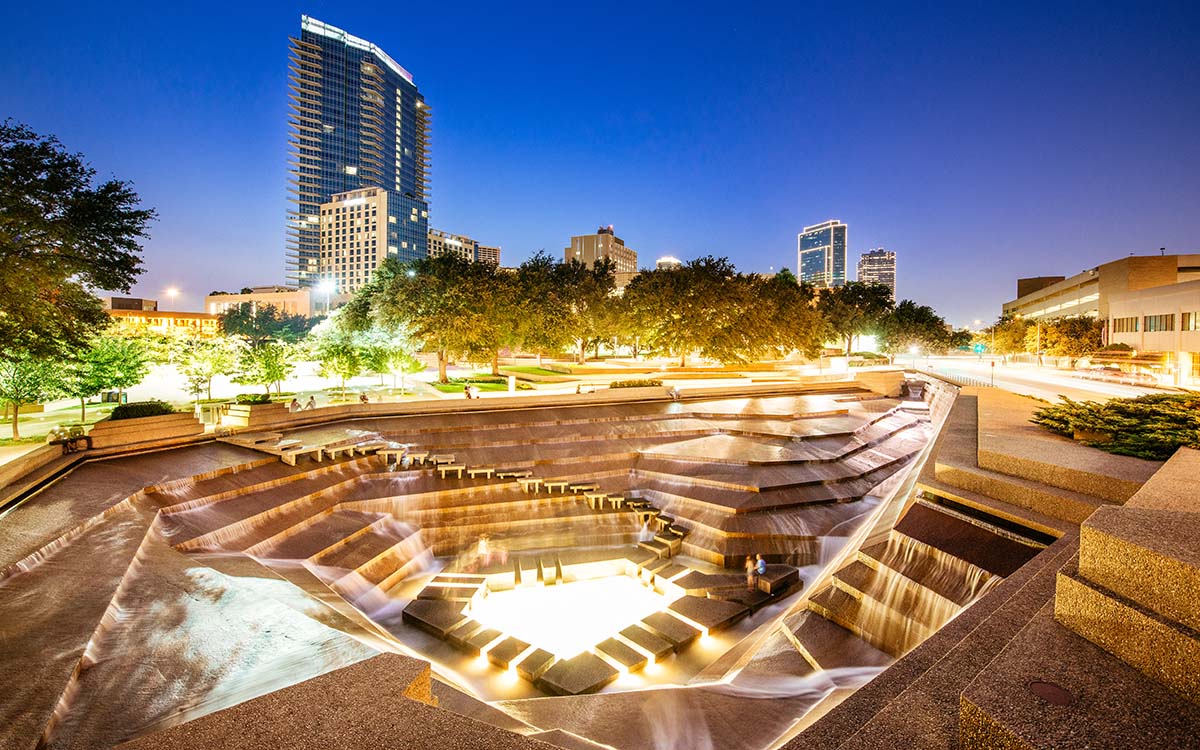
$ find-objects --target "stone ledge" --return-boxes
[87,413,204,450]
[1054,559,1200,703]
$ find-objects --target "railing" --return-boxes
[911,367,993,389]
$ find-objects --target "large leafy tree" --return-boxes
[311,326,363,399]
[0,121,153,367]
[515,252,574,364]
[558,257,618,364]
[343,254,510,382]
[987,316,1031,360]
[0,356,65,438]
[233,341,295,395]
[816,282,895,355]
[220,302,315,347]
[877,300,952,361]
[752,270,829,359]
[1039,316,1104,366]
[62,336,151,421]
[174,337,241,401]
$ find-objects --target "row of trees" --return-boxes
[982,315,1105,364]
[341,253,965,380]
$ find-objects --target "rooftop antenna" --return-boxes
[1161,247,1166,255]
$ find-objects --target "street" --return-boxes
[921,355,1167,402]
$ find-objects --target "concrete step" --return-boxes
[787,610,893,671]
[935,461,1107,525]
[859,535,997,608]
[1055,556,1200,702]
[832,560,961,632]
[808,585,930,658]
[916,477,1071,541]
[247,510,383,559]
[1078,506,1200,633]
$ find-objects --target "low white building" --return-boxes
[1107,279,1200,387]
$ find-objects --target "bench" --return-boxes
[408,451,430,465]
[352,441,389,455]
[543,480,570,494]
[583,492,609,510]
[467,467,495,479]
[280,445,323,466]
[569,483,599,494]
[517,477,543,493]
[496,469,533,479]
[321,445,356,461]
[437,464,466,479]
[429,454,456,466]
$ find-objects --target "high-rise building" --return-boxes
[427,229,501,266]
[857,248,896,298]
[317,187,389,298]
[565,225,638,288]
[287,16,430,287]
[797,220,847,288]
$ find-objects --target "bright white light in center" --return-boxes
[470,576,679,660]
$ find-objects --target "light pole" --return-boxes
[316,279,335,316]
[165,287,179,310]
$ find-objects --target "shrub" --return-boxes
[110,400,175,420]
[610,379,663,389]
[851,351,887,359]
[1031,394,1200,460]
[233,393,272,405]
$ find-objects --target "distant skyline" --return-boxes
[3,1,1198,325]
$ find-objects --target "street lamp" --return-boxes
[316,279,336,316]
[165,287,179,310]
[909,345,920,369]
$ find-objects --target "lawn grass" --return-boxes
[501,365,570,377]
[432,380,510,394]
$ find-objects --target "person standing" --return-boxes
[744,556,756,591]
[755,554,767,586]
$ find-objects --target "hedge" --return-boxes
[610,379,663,389]
[110,400,175,421]
[1030,393,1200,460]
[233,393,273,405]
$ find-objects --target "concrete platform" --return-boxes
[668,595,749,632]
[640,611,701,650]
[536,652,619,696]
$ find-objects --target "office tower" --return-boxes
[317,188,389,297]
[565,225,638,288]
[427,228,501,266]
[797,220,847,288]
[857,248,897,298]
[287,15,430,287]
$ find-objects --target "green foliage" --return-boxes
[61,336,151,421]
[610,379,664,388]
[816,282,895,355]
[877,300,953,357]
[219,302,315,346]
[987,316,1031,356]
[1039,316,1105,362]
[0,355,66,438]
[233,341,295,395]
[310,325,363,398]
[0,121,153,366]
[233,393,272,405]
[110,399,174,420]
[1031,394,1200,460]
[174,337,241,401]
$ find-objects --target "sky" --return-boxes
[3,1,1198,326]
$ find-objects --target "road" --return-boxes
[919,356,1166,402]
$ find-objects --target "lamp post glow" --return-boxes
[165,287,179,310]
[316,279,336,316]
[909,345,920,369]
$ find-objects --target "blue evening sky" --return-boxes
[3,1,1198,325]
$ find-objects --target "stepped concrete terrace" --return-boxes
[4,376,1049,750]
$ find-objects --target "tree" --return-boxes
[877,300,952,362]
[752,270,829,360]
[358,325,423,388]
[233,342,295,395]
[312,327,363,399]
[515,252,574,365]
[0,121,153,372]
[220,302,315,347]
[0,356,64,439]
[62,336,151,422]
[988,316,1031,360]
[1040,316,1104,366]
[558,257,618,364]
[175,337,241,401]
[816,282,895,355]
[343,255,510,382]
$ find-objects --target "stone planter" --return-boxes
[222,402,290,429]
[87,412,204,450]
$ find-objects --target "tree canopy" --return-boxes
[816,282,895,355]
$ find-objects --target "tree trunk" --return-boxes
[207,379,212,402]
[11,402,20,440]
[679,352,687,368]
[80,397,86,423]
[593,339,600,360]
[844,335,853,356]
[577,341,586,365]
[438,351,448,383]
[537,352,543,367]
[491,351,500,376]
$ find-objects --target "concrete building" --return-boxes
[205,287,313,318]
[427,229,501,265]
[797,220,847,288]
[1106,279,1200,387]
[106,309,221,339]
[1002,254,1200,321]
[656,256,682,270]
[857,248,896,298]
[317,188,391,300]
[286,15,430,287]
[565,225,638,288]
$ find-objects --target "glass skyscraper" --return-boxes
[287,16,430,287]
[797,220,847,288]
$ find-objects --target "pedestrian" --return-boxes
[304,396,316,411]
[744,556,755,591]
[755,554,767,583]
[359,393,369,404]
[464,385,473,399]
[289,398,300,413]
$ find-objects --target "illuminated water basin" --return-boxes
[470,575,682,660]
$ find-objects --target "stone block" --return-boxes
[487,637,531,670]
[1054,559,1200,703]
[464,627,505,656]
[401,599,467,638]
[668,595,749,633]
[221,402,290,428]
[618,625,674,661]
[595,637,647,672]
[87,412,204,450]
[1079,505,1200,632]
[640,612,700,650]
[516,649,555,681]
[536,652,619,696]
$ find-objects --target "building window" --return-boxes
[1144,314,1175,333]
[1182,312,1200,331]
[1112,316,1139,333]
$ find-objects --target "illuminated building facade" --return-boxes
[797,220,847,288]
[857,248,896,298]
[287,15,430,286]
